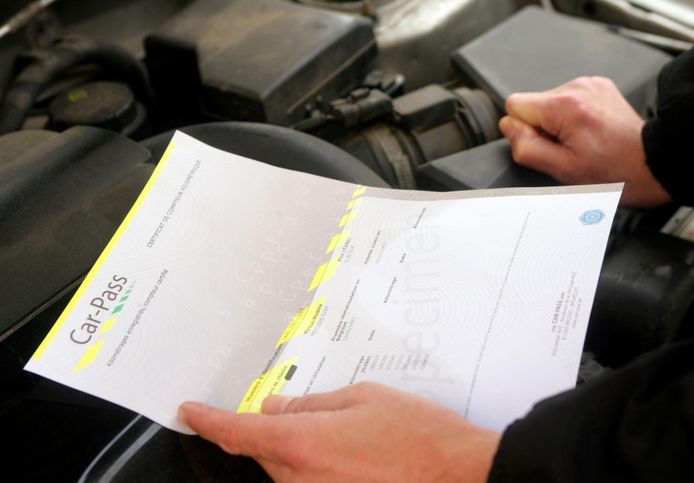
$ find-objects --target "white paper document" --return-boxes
[25,131,622,433]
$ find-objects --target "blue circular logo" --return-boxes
[579,209,605,225]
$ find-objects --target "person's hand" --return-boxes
[178,382,500,483]
[498,76,672,207]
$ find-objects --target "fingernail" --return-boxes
[178,401,203,425]
[262,395,294,415]
[506,93,520,110]
[498,116,515,135]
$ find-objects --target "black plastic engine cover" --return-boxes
[0,126,153,339]
[145,0,376,126]
[452,6,672,114]
[586,233,694,366]
[417,138,557,190]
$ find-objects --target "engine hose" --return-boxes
[0,36,155,135]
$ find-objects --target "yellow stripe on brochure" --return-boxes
[307,257,340,292]
[275,296,326,348]
[237,358,299,413]
[352,186,366,197]
[323,257,339,282]
[308,257,340,292]
[31,140,178,360]
[99,318,117,334]
[307,261,329,292]
[347,198,363,210]
[326,233,341,253]
[339,210,358,227]
[73,339,106,371]
[326,229,351,254]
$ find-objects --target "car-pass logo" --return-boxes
[579,209,605,225]
[70,275,135,371]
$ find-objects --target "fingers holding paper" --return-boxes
[179,382,501,483]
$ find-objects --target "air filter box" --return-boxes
[145,0,376,126]
[452,6,672,114]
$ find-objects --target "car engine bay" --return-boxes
[1,0,693,480]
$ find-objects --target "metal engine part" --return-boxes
[294,0,530,89]
[551,0,694,43]
[372,0,529,89]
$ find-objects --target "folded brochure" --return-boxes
[25,131,622,434]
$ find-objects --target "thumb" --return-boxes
[499,116,572,180]
[179,401,286,458]
[261,395,295,415]
[262,385,363,415]
[505,92,561,135]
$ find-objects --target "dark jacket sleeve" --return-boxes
[486,51,694,483]
[642,48,694,206]
[487,340,694,482]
